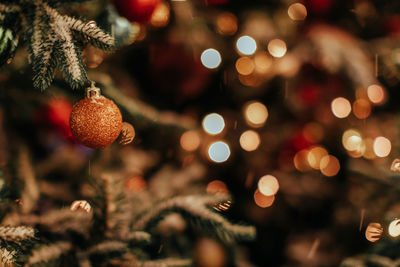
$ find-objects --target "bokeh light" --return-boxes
[254,189,275,208]
[353,99,371,119]
[373,136,391,157]
[367,84,385,104]
[206,180,228,194]
[254,52,272,73]
[294,149,312,172]
[243,101,268,127]
[202,113,225,135]
[216,12,238,35]
[125,176,147,192]
[307,146,328,170]
[288,3,307,21]
[388,219,400,237]
[267,39,287,58]
[236,35,257,55]
[180,130,201,151]
[239,130,261,151]
[201,48,222,69]
[258,175,279,196]
[331,97,351,118]
[208,141,231,163]
[150,2,170,27]
[365,222,383,242]
[342,129,362,152]
[320,155,340,177]
[235,57,255,75]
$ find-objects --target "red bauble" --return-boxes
[306,0,333,14]
[112,0,161,23]
[297,83,322,108]
[69,92,122,149]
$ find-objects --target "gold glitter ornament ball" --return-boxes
[70,94,122,149]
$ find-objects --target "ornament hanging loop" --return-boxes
[86,81,101,98]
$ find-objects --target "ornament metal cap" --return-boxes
[86,81,101,98]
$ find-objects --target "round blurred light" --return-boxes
[216,12,238,35]
[288,3,307,21]
[254,52,272,73]
[254,189,275,208]
[307,146,328,170]
[202,113,225,135]
[201,48,222,69]
[235,57,255,75]
[206,180,228,194]
[388,219,400,237]
[180,130,201,151]
[244,101,268,127]
[150,2,170,27]
[331,97,351,118]
[208,141,231,163]
[353,99,371,119]
[239,130,261,151]
[258,175,279,196]
[125,176,147,192]
[236,35,257,56]
[267,39,287,58]
[294,149,312,172]
[342,129,362,151]
[367,84,385,104]
[373,136,391,158]
[320,155,340,177]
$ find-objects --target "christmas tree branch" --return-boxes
[130,258,192,267]
[132,195,256,243]
[0,226,35,243]
[0,247,16,267]
[27,241,72,266]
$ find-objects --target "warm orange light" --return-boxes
[150,2,170,27]
[365,222,383,242]
[307,146,328,170]
[353,99,371,119]
[238,73,262,87]
[254,52,272,73]
[235,57,255,75]
[342,129,362,151]
[125,176,147,192]
[243,101,268,127]
[275,53,300,77]
[180,130,201,151]
[303,122,324,143]
[216,12,238,36]
[362,138,376,159]
[267,39,287,58]
[293,149,312,172]
[373,136,391,158]
[367,84,385,104]
[320,155,340,177]
[388,219,400,237]
[331,97,351,118]
[239,130,261,151]
[206,180,228,194]
[254,189,275,208]
[288,3,307,21]
[257,175,279,196]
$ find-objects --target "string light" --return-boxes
[254,189,275,208]
[342,129,362,151]
[239,130,261,151]
[243,101,268,127]
[236,35,257,55]
[125,176,147,192]
[294,149,312,172]
[288,3,307,21]
[254,52,272,73]
[331,97,351,118]
[150,2,170,27]
[365,222,383,242]
[267,39,287,58]
[373,136,391,157]
[201,48,222,69]
[258,175,279,196]
[208,141,231,163]
[180,130,201,151]
[353,99,371,119]
[202,113,225,135]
